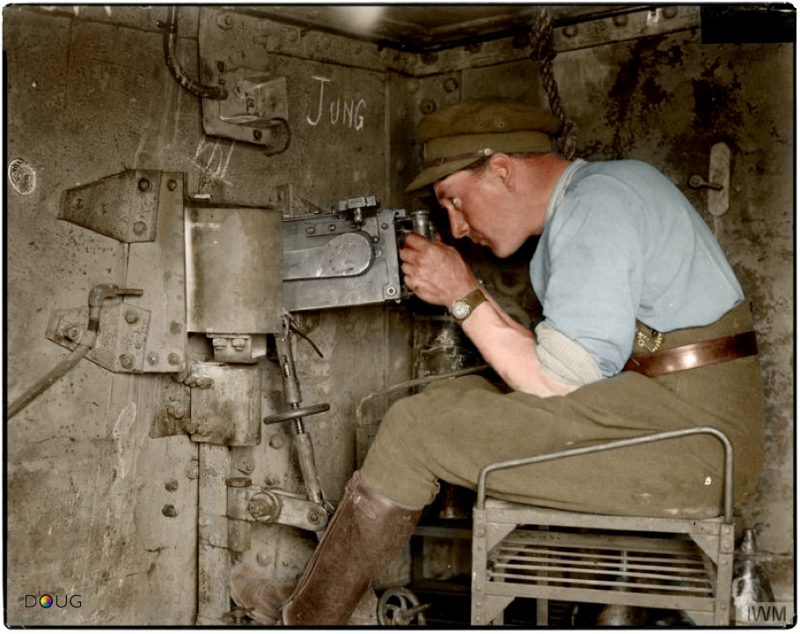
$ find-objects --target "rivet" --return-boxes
[119,354,135,369]
[564,24,579,38]
[65,326,81,342]
[306,226,316,235]
[256,551,272,566]
[138,178,150,192]
[419,99,436,115]
[133,221,147,235]
[162,504,178,517]
[185,458,199,479]
[217,60,226,73]
[167,401,186,419]
[443,77,459,92]
[165,479,179,492]
[72,197,84,210]
[662,6,678,19]
[124,310,139,324]
[612,14,628,27]
[167,179,178,191]
[328,224,336,232]
[253,129,263,141]
[269,433,285,449]
[168,353,182,366]
[147,352,159,365]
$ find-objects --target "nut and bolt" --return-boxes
[162,504,178,517]
[167,401,186,419]
[268,433,285,449]
[185,458,199,479]
[124,310,139,324]
[231,338,247,351]
[308,511,323,526]
[119,354,136,370]
[237,458,255,474]
[65,325,81,342]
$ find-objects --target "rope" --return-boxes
[530,6,578,160]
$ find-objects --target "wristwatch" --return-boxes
[450,288,486,325]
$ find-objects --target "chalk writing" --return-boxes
[307,75,367,131]
[191,138,235,186]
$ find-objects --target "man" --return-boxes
[231,98,765,625]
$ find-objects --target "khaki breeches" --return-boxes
[361,302,765,518]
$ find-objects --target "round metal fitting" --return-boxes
[165,479,179,492]
[419,99,437,115]
[249,491,281,523]
[564,24,579,38]
[162,504,178,517]
[253,129,263,141]
[268,433,285,449]
[167,353,182,366]
[167,179,178,191]
[185,458,199,479]
[124,310,139,324]
[65,325,81,342]
[133,221,147,235]
[167,401,185,419]
[119,354,136,370]
[662,6,678,19]
[138,178,150,192]
[443,77,459,93]
[227,477,252,488]
[147,352,159,365]
[612,14,628,27]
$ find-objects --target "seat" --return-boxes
[471,426,736,626]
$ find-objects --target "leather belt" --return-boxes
[624,330,758,378]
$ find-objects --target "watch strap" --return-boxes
[451,288,487,325]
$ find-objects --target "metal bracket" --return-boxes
[46,302,151,373]
[248,488,329,532]
[60,169,162,242]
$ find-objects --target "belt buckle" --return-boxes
[636,328,664,353]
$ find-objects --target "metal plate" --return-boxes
[125,172,188,372]
[59,169,161,242]
[185,205,284,334]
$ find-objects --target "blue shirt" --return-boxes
[531,159,744,377]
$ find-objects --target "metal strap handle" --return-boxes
[476,426,734,523]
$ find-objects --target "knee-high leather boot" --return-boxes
[281,471,424,626]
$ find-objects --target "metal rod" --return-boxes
[476,426,734,524]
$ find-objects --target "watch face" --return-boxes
[452,300,469,319]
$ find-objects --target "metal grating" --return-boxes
[488,529,714,598]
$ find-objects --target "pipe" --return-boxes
[476,425,735,523]
[7,284,142,419]
[161,6,227,101]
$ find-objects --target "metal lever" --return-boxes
[688,174,723,190]
[266,322,329,508]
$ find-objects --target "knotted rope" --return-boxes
[530,6,578,160]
